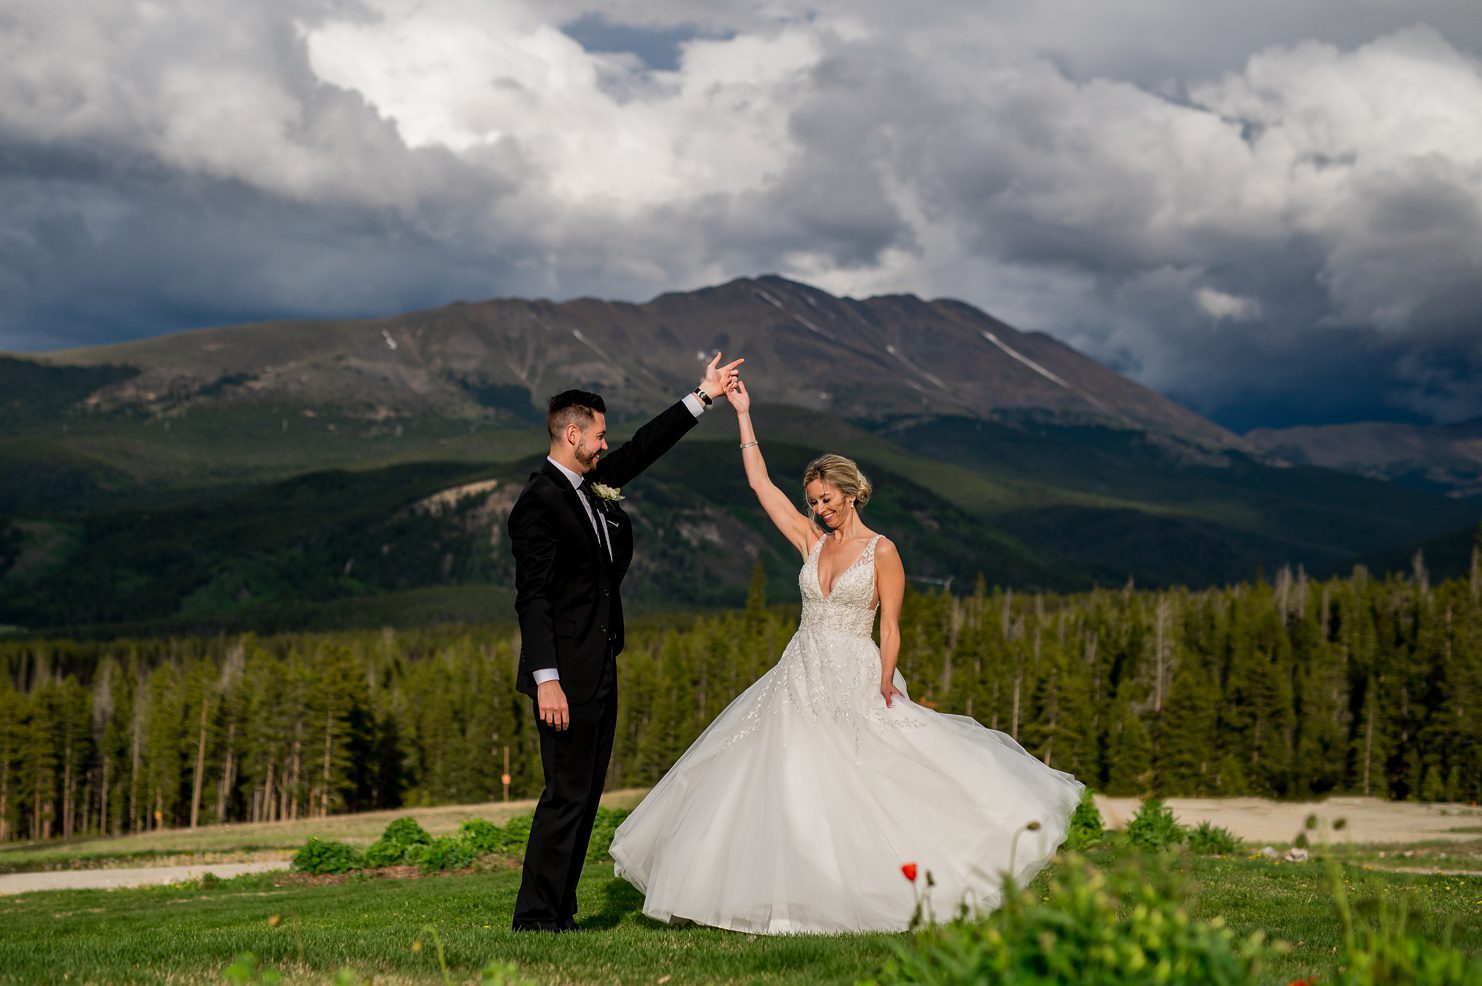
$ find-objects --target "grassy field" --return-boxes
[1,850,1478,984]
[2,803,1479,985]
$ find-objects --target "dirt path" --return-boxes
[0,861,289,896]
[1096,795,1482,845]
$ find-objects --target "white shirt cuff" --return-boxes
[533,668,560,684]
[682,391,706,416]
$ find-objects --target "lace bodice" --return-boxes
[798,534,881,638]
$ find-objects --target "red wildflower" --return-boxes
[901,863,918,882]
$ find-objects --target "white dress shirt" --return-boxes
[533,391,706,686]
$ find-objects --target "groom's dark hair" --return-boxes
[547,389,607,442]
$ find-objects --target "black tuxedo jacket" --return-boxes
[509,399,699,705]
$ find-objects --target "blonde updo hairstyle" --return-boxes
[802,453,873,522]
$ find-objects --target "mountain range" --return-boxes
[1,275,1477,636]
[18,275,1236,445]
[1245,418,1482,499]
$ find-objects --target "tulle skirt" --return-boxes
[609,624,1084,934]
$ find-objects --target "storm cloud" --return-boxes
[2,0,1480,428]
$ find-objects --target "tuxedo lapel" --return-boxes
[539,460,609,566]
[586,492,621,570]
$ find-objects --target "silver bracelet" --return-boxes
[739,440,759,450]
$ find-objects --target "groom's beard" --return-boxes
[575,441,600,473]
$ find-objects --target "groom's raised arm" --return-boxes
[590,397,703,488]
[592,353,742,487]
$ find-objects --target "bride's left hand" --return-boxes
[727,377,751,414]
[881,676,904,708]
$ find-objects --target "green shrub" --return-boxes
[1064,788,1105,851]
[363,839,407,868]
[872,854,1269,985]
[1336,927,1482,986]
[458,818,504,854]
[291,837,363,875]
[462,815,531,856]
[363,816,434,868]
[1187,820,1239,855]
[416,836,477,874]
[1331,865,1482,985]
[361,810,621,872]
[479,962,534,986]
[380,816,433,850]
[586,807,632,861]
[223,952,282,985]
[494,814,534,855]
[1126,798,1186,852]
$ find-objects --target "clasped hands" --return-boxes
[700,351,744,401]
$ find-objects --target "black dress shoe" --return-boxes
[511,920,563,933]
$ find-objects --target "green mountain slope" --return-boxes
[4,399,1476,637]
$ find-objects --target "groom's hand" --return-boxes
[699,351,744,400]
[537,680,570,731]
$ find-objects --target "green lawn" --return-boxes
[2,852,1477,985]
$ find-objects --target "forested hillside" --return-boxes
[3,546,1479,843]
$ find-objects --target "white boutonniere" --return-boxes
[590,482,625,502]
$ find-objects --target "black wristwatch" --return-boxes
[692,386,714,407]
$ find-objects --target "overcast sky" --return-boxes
[2,0,1480,431]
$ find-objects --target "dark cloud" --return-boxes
[1,1,1480,430]
[0,151,516,351]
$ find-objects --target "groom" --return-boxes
[508,352,742,932]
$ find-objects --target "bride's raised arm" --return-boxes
[726,379,818,559]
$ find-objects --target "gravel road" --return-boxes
[0,861,290,896]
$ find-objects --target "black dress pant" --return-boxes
[512,655,617,929]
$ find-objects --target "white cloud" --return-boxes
[1196,288,1262,322]
[3,0,1482,424]
[302,1,820,206]
[1190,26,1482,334]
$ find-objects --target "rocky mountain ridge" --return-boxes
[16,275,1243,452]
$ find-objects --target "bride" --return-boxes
[609,378,1084,935]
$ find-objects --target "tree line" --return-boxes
[2,549,1480,842]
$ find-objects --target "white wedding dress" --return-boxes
[609,534,1084,935]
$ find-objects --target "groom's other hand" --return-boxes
[700,351,744,401]
[538,680,570,731]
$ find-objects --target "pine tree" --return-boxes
[54,677,92,838]
[1106,703,1153,796]
[1292,633,1349,797]
[141,665,184,829]
[746,561,767,618]
[18,684,59,839]
[1156,659,1216,795]
[0,678,20,841]
[1352,675,1392,799]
